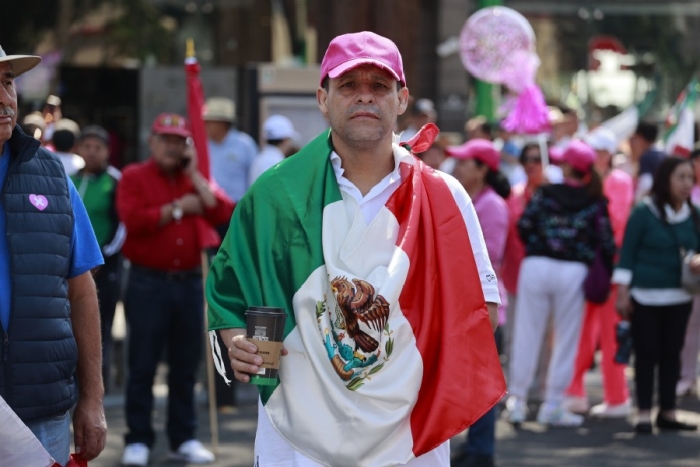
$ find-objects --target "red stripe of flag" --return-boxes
[185,57,210,180]
[386,159,506,457]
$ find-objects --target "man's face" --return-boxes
[628,134,646,160]
[0,62,18,145]
[317,64,409,150]
[414,112,434,129]
[149,133,188,173]
[417,146,445,170]
[204,120,230,143]
[77,136,110,173]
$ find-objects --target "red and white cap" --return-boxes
[151,113,191,138]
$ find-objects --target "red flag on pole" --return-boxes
[185,39,210,180]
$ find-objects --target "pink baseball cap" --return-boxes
[562,140,596,173]
[445,139,500,172]
[320,31,405,86]
[151,113,191,138]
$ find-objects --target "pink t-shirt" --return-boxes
[472,186,509,323]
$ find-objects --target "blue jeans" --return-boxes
[124,267,204,449]
[25,410,71,466]
[463,406,496,456]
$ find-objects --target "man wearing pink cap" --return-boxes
[116,113,234,465]
[207,32,505,467]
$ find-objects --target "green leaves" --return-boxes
[315,300,326,319]
[368,363,384,375]
[346,376,365,391]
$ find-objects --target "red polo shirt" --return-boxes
[117,158,234,271]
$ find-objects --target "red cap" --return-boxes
[445,139,500,172]
[562,140,596,173]
[151,113,191,138]
[320,31,405,86]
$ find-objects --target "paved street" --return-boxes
[92,362,700,467]
[93,309,700,466]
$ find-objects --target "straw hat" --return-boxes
[0,45,41,77]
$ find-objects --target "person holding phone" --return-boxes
[116,113,234,465]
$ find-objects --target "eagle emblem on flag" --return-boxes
[316,276,394,390]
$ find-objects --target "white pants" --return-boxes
[509,257,588,405]
[254,400,450,467]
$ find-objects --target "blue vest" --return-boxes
[0,127,77,421]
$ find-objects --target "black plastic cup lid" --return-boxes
[246,306,285,314]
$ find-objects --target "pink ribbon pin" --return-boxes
[29,194,48,211]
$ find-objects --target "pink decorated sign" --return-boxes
[459,6,550,134]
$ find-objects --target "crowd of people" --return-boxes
[2,29,700,467]
[410,105,700,466]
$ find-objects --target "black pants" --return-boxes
[94,253,123,391]
[123,267,204,449]
[631,299,692,411]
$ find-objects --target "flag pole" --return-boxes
[187,38,220,456]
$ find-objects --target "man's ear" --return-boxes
[397,86,410,116]
[317,87,328,116]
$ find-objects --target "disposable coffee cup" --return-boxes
[245,306,286,386]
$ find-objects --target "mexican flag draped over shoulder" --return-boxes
[206,130,505,466]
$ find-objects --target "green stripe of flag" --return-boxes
[206,129,342,400]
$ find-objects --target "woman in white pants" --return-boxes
[505,141,616,427]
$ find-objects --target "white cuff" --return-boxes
[612,268,632,286]
[483,289,502,306]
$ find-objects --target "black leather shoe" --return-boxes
[655,415,697,431]
[634,422,653,434]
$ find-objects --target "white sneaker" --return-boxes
[504,396,528,424]
[562,396,590,414]
[537,403,584,427]
[589,400,632,418]
[676,379,697,397]
[121,443,150,466]
[168,439,215,464]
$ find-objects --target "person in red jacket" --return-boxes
[116,113,234,466]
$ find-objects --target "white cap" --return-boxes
[263,115,299,141]
[585,127,617,154]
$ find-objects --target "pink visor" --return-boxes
[562,140,596,172]
[445,139,500,172]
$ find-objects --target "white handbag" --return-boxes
[681,249,700,294]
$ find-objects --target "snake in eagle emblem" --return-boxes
[330,276,390,353]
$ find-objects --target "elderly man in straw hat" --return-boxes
[203,96,258,203]
[0,46,107,464]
